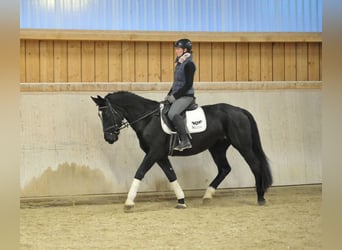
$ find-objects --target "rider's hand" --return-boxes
[166,95,176,103]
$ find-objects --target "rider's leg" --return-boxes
[167,97,193,151]
[172,114,192,151]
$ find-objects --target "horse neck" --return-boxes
[108,93,158,130]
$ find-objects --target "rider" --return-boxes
[164,38,196,151]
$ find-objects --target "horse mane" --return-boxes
[105,91,159,110]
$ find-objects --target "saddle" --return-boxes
[160,100,207,135]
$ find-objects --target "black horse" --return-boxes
[91,91,272,210]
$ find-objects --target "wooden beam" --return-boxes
[20,29,322,43]
[20,81,322,92]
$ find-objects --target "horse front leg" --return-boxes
[157,158,187,209]
[124,153,157,211]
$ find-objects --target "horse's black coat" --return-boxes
[92,91,272,204]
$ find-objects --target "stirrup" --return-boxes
[174,140,192,151]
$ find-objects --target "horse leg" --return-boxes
[124,153,158,210]
[238,148,265,205]
[157,158,187,209]
[203,142,231,203]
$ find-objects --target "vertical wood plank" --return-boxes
[192,42,200,82]
[308,43,320,81]
[122,42,135,82]
[212,43,224,81]
[39,40,54,82]
[236,43,248,81]
[199,42,212,82]
[224,43,237,81]
[109,41,122,82]
[54,40,68,82]
[248,43,261,81]
[25,40,40,82]
[67,41,81,82]
[272,43,285,81]
[95,41,109,82]
[284,43,297,81]
[319,43,322,80]
[148,42,161,82]
[260,43,273,81]
[81,41,95,82]
[296,43,308,81]
[161,42,174,82]
[20,40,26,82]
[135,42,148,82]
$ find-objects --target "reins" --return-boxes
[101,98,161,133]
[124,106,160,128]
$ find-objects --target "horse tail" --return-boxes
[242,109,273,191]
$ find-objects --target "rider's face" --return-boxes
[175,47,185,57]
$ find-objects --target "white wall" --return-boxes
[20,88,321,197]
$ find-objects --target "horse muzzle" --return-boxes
[104,132,118,144]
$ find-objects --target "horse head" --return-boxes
[91,95,123,144]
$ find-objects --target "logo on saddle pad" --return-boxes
[160,104,207,134]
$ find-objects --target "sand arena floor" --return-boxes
[20,184,321,249]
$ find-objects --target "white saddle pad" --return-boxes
[160,104,207,134]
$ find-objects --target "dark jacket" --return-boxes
[168,54,196,99]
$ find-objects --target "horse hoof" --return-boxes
[175,203,187,209]
[202,198,212,205]
[124,204,135,212]
[258,199,266,206]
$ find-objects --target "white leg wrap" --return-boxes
[170,180,185,200]
[203,186,216,199]
[125,178,140,206]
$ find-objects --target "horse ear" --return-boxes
[91,96,105,106]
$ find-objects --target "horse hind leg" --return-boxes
[238,148,266,205]
[203,143,231,204]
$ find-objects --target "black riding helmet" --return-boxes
[174,38,192,52]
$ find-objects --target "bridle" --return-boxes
[98,99,124,136]
[98,98,160,136]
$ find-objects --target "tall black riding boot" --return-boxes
[172,114,192,151]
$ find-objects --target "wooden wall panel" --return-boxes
[260,43,273,81]
[308,43,320,81]
[273,43,285,81]
[67,41,81,82]
[212,43,224,81]
[161,42,174,82]
[135,42,148,82]
[319,44,322,80]
[248,43,261,81]
[236,43,248,81]
[192,42,200,82]
[54,41,68,82]
[95,41,109,82]
[199,43,212,81]
[224,43,237,81]
[109,42,122,82]
[20,39,322,83]
[284,43,297,81]
[81,41,95,82]
[148,42,161,82]
[25,40,40,82]
[296,43,308,81]
[39,40,54,82]
[20,40,26,82]
[122,42,135,82]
